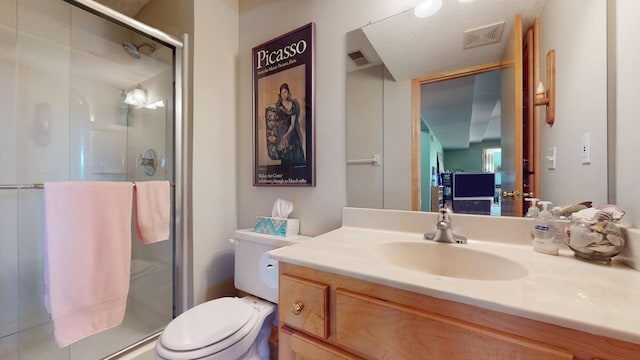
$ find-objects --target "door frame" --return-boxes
[411,62,510,211]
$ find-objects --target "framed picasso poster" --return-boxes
[252,23,315,186]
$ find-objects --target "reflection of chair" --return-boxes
[452,173,495,215]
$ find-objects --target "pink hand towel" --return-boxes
[134,181,170,244]
[44,181,133,348]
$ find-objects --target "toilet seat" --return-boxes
[157,297,260,359]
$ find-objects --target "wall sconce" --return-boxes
[124,85,147,106]
[534,50,555,125]
[144,99,165,110]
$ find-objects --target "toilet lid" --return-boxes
[160,297,257,352]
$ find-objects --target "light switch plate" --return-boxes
[581,133,591,165]
[546,147,556,170]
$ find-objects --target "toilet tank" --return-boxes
[232,229,310,303]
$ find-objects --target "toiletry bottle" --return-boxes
[524,198,540,218]
[531,201,561,255]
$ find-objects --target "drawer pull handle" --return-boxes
[292,301,304,315]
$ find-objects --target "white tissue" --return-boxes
[272,198,294,219]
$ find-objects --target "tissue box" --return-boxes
[254,217,299,236]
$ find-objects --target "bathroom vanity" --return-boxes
[269,208,640,360]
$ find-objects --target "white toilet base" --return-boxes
[155,296,275,360]
[232,312,273,360]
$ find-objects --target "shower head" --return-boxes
[122,42,156,59]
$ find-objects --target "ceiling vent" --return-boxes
[463,21,505,50]
[348,50,370,66]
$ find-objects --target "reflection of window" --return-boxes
[482,147,501,173]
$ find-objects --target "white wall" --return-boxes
[614,0,640,228]
[383,69,413,210]
[140,0,240,305]
[346,64,413,211]
[537,0,608,208]
[191,0,239,304]
[238,0,421,236]
[346,65,384,209]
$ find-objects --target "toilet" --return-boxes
[155,229,310,360]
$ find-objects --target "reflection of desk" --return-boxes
[453,197,493,215]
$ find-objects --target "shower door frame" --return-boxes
[65,0,191,324]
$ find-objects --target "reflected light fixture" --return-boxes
[124,85,147,106]
[144,99,165,110]
[414,0,442,18]
[534,50,556,125]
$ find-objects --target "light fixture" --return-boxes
[534,50,556,125]
[458,0,475,3]
[414,0,442,18]
[124,85,147,106]
[144,99,165,110]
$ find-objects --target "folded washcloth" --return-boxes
[134,181,170,244]
[44,181,133,347]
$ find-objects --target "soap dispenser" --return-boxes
[524,198,540,218]
[531,201,561,255]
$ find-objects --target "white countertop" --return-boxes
[268,208,640,345]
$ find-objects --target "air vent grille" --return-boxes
[463,21,505,49]
[348,50,370,66]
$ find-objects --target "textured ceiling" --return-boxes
[347,0,547,149]
[422,69,501,149]
[359,0,546,81]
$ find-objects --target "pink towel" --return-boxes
[44,181,133,348]
[134,181,170,244]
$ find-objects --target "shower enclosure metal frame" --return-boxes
[68,0,191,341]
[0,1,191,355]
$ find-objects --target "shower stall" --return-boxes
[0,0,187,358]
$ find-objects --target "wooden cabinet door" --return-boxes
[279,327,362,360]
[335,289,574,360]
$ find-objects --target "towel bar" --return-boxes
[0,182,175,190]
[346,154,382,166]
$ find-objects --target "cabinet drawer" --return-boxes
[279,327,362,360]
[279,274,329,339]
[335,289,574,360]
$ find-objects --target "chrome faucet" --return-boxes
[424,208,467,244]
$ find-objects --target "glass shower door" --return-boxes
[0,0,177,358]
[66,4,175,357]
[0,0,19,358]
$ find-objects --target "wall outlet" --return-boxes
[581,133,591,165]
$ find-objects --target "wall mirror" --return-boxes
[346,0,609,217]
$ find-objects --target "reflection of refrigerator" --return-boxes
[441,172,453,204]
[452,173,495,215]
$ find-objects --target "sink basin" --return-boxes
[371,242,528,281]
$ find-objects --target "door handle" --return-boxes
[502,190,521,199]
